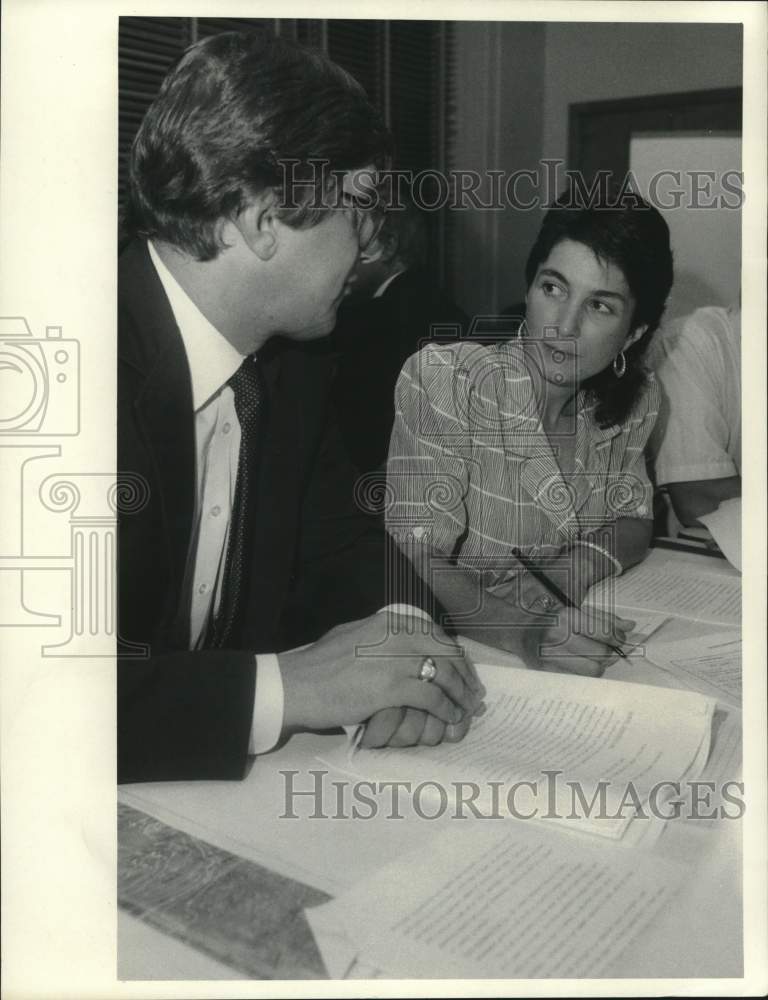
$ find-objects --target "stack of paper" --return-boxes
[646,632,741,708]
[323,663,715,844]
[585,562,740,626]
[700,497,741,571]
[307,821,687,979]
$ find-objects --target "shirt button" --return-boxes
[222,422,231,434]
[211,505,221,517]
[198,583,209,595]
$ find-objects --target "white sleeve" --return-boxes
[652,315,738,484]
[248,653,284,755]
[252,609,431,754]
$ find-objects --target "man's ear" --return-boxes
[232,195,279,261]
[624,322,648,352]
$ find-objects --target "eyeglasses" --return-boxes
[341,193,386,253]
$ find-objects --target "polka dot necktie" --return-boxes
[210,355,266,648]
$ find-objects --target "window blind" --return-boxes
[194,17,276,41]
[118,17,191,211]
[326,19,385,111]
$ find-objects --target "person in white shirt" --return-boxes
[117,31,483,783]
[649,304,741,527]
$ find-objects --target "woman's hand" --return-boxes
[557,520,653,606]
[525,605,636,677]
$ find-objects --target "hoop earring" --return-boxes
[613,351,627,378]
[517,318,528,340]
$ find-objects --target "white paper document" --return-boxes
[620,610,671,649]
[586,562,740,625]
[323,663,715,842]
[307,822,687,979]
[699,497,741,571]
[646,631,741,707]
[701,707,742,785]
[681,706,744,827]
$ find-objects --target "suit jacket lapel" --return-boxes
[120,242,196,638]
[136,342,196,622]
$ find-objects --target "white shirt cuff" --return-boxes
[377,602,433,623]
[248,653,284,755]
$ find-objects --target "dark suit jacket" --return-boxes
[117,241,393,783]
[330,269,468,473]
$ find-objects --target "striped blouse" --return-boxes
[384,340,659,591]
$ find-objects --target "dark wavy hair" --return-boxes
[123,30,391,260]
[524,187,673,427]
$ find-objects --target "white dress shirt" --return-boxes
[148,242,283,754]
[650,305,741,485]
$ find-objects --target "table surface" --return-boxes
[118,546,743,982]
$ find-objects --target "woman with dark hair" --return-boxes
[523,190,673,428]
[385,192,674,677]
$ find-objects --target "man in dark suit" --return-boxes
[118,31,483,783]
[331,198,468,474]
